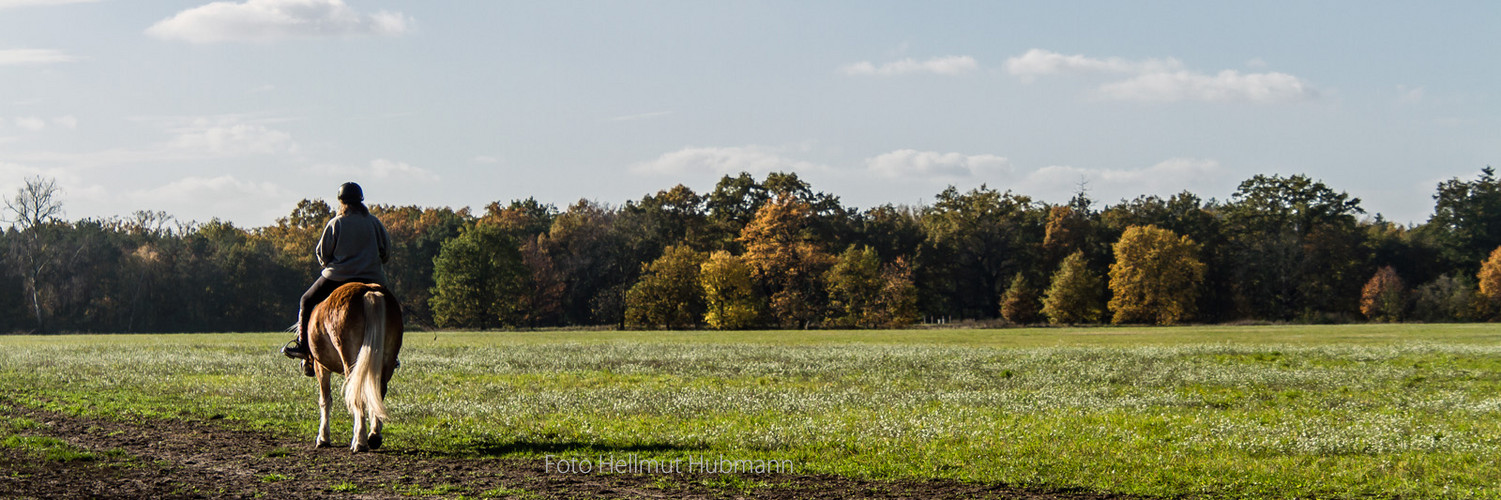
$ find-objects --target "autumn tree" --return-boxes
[1476,246,1501,319]
[1041,251,1104,325]
[541,200,633,326]
[369,204,468,327]
[517,237,565,327]
[699,250,761,329]
[1359,266,1405,322]
[739,195,834,328]
[1000,273,1041,325]
[874,257,919,327]
[1102,192,1230,322]
[1107,225,1205,325]
[624,245,707,329]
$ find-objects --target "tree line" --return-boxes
[4,168,1501,333]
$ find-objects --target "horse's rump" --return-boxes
[307,282,403,451]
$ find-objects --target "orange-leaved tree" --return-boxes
[1107,225,1205,325]
[1359,265,1405,322]
[738,195,834,328]
[1476,246,1501,320]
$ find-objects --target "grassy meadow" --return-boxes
[3,324,1501,498]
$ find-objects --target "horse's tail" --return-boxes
[344,289,388,423]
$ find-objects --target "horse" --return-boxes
[305,282,403,453]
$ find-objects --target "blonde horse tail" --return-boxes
[345,290,388,423]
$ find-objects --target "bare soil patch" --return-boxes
[0,399,1143,499]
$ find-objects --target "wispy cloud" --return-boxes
[146,0,413,44]
[11,114,301,167]
[166,119,298,156]
[312,158,438,182]
[0,49,79,65]
[124,175,289,214]
[0,0,98,9]
[1006,49,1316,104]
[1025,158,1226,199]
[1005,49,1180,79]
[841,55,978,77]
[865,149,1011,180]
[631,146,828,175]
[1097,70,1314,104]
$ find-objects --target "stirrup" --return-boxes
[280,340,310,359]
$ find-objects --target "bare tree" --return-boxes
[5,176,64,332]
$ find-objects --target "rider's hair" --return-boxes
[339,200,369,217]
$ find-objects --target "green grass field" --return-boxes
[3,324,1501,498]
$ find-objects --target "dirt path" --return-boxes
[0,399,1142,499]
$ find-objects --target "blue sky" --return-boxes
[0,0,1496,226]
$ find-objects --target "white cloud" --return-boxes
[51,115,77,129]
[146,0,414,43]
[865,149,1011,179]
[631,146,827,175]
[14,116,46,131]
[1005,49,1180,79]
[126,175,288,207]
[1245,57,1268,69]
[841,55,978,77]
[368,158,437,181]
[166,120,297,155]
[1097,70,1315,103]
[0,49,78,65]
[0,0,98,9]
[1025,158,1225,199]
[312,158,438,182]
[1006,48,1316,103]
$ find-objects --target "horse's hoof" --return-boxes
[351,444,369,454]
[367,433,383,450]
[315,440,332,449]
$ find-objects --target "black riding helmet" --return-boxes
[338,182,364,202]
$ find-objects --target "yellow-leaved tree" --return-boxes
[1107,225,1205,325]
[1041,251,1105,325]
[699,250,762,330]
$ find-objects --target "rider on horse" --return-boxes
[281,182,392,360]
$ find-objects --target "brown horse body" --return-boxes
[307,282,403,452]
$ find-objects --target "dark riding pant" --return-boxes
[298,277,350,343]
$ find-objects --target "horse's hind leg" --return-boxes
[367,417,383,450]
[350,404,368,453]
[315,367,333,448]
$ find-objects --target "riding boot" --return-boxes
[280,323,311,359]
